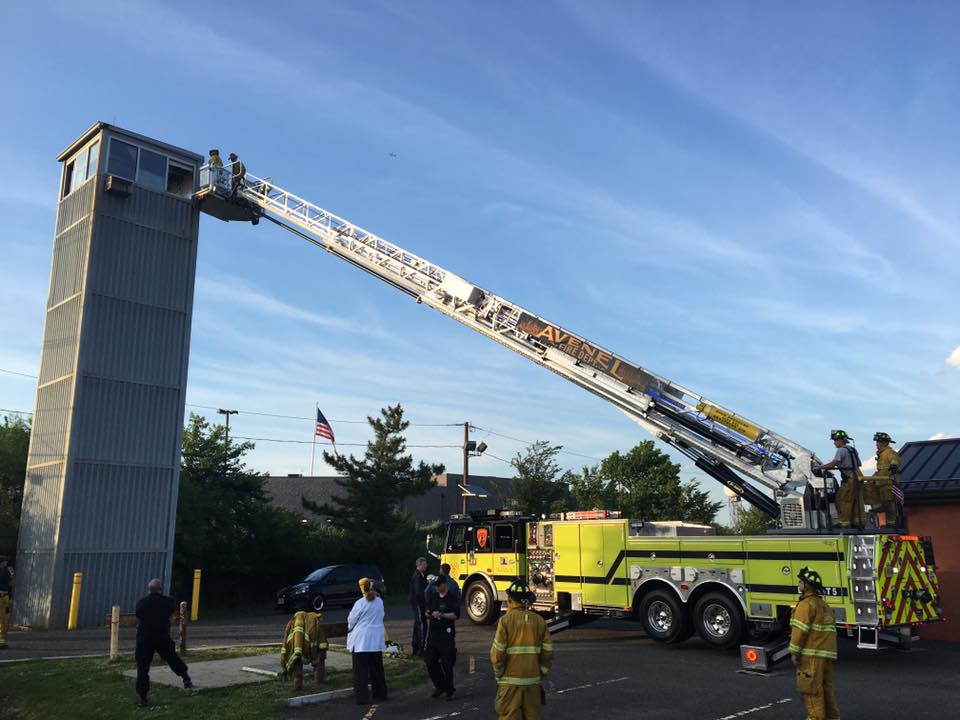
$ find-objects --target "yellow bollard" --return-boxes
[190,569,201,622]
[67,572,83,630]
[109,605,120,662]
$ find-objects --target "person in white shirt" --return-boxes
[347,578,388,704]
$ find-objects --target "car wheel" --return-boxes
[693,592,744,649]
[464,581,499,625]
[311,593,326,612]
[639,589,689,644]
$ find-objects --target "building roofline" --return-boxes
[57,121,203,163]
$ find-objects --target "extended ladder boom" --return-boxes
[197,166,826,526]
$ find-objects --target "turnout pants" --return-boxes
[836,477,865,528]
[424,639,457,694]
[135,635,189,699]
[351,651,387,703]
[796,656,840,720]
[495,684,543,720]
[0,591,9,644]
[864,479,898,526]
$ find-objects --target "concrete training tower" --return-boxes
[15,123,201,628]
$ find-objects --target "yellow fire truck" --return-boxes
[438,509,941,651]
[199,157,943,652]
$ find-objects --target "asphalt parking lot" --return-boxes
[5,611,959,719]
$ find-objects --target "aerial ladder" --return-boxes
[196,165,836,530]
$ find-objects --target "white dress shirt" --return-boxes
[347,596,386,653]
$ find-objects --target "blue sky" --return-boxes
[1,1,957,517]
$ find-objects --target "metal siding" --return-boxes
[48,217,90,307]
[70,377,181,466]
[79,293,187,387]
[54,177,95,235]
[97,182,195,238]
[10,551,55,627]
[86,216,194,310]
[57,552,166,626]
[29,379,72,464]
[37,296,82,385]
[59,463,174,550]
[17,464,65,550]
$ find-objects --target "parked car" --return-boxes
[276,564,386,612]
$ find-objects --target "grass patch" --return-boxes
[0,648,428,720]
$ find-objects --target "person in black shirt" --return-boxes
[424,575,460,700]
[409,557,428,656]
[135,579,192,707]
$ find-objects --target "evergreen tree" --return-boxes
[509,441,572,517]
[303,404,442,573]
[0,415,30,557]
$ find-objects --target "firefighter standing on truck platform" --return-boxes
[790,567,840,720]
[814,429,864,528]
[490,579,553,720]
[867,431,902,528]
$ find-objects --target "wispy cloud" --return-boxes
[946,346,960,369]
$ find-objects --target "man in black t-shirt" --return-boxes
[424,575,460,700]
[134,579,192,707]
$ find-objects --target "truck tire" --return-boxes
[464,581,499,625]
[639,589,689,644]
[693,592,744,649]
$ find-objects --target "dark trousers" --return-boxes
[411,605,426,654]
[352,651,387,703]
[135,635,189,699]
[425,640,457,695]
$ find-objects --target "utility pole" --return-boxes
[217,408,238,445]
[462,421,470,514]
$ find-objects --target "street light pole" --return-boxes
[462,421,470,515]
[217,408,238,445]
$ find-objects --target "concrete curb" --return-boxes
[287,687,354,706]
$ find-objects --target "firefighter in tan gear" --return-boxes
[490,579,553,720]
[790,567,840,720]
[866,431,901,528]
[814,430,864,528]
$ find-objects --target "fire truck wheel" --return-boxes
[693,592,744,649]
[639,589,689,643]
[464,581,499,625]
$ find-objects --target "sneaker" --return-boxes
[446,691,456,701]
[431,688,444,699]
[183,676,194,690]
[137,697,149,708]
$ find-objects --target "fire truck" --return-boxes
[435,509,940,651]
[196,161,943,651]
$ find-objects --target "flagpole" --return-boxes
[309,401,318,476]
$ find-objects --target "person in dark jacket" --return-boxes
[409,557,428,656]
[424,575,460,700]
[135,579,192,707]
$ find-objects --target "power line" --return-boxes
[0,407,33,416]
[232,435,461,448]
[0,368,37,380]
[471,424,602,462]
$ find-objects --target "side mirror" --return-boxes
[425,533,441,559]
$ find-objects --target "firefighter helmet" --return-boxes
[797,566,824,592]
[873,431,895,444]
[830,429,850,442]
[506,578,535,604]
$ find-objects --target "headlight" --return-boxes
[292,585,310,595]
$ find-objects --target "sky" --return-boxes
[1,1,958,521]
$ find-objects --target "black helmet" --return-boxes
[797,566,824,592]
[873,431,895,444]
[506,578,534,603]
[830,429,850,442]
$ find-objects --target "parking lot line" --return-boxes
[555,675,629,694]
[713,697,792,719]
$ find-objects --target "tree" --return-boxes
[303,404,443,582]
[730,505,779,535]
[568,441,722,524]
[509,441,572,517]
[0,415,30,557]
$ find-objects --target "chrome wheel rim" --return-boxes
[648,600,673,633]
[312,595,324,611]
[702,603,731,638]
[469,588,488,618]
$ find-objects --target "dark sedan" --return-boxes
[276,563,386,612]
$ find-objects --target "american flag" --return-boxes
[315,408,335,441]
[892,484,905,504]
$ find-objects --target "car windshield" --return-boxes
[303,567,333,583]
